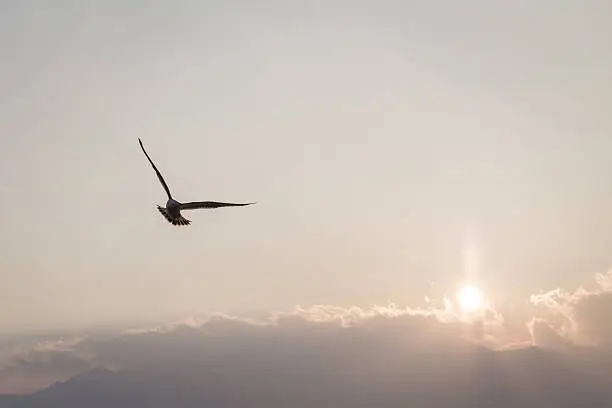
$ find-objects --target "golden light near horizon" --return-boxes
[457,285,484,313]
[457,230,485,314]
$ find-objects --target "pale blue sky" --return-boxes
[1,0,612,332]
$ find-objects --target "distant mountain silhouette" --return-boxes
[1,346,611,408]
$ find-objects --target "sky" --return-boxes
[1,0,612,336]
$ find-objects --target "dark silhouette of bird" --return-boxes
[138,138,255,226]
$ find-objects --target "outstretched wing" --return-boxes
[138,138,173,200]
[179,201,256,210]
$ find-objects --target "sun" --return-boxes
[457,285,484,313]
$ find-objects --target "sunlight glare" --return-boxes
[457,285,483,313]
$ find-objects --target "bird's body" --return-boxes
[138,138,254,226]
[158,199,189,226]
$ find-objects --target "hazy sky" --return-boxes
[2,1,612,333]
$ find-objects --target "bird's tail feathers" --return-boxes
[157,206,191,226]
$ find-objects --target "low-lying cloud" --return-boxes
[1,301,510,394]
[1,270,612,407]
[530,269,612,348]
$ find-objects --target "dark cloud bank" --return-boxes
[2,271,612,408]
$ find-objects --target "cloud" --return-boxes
[0,337,92,394]
[0,302,513,395]
[0,297,612,407]
[530,269,612,349]
[527,317,573,349]
[1,271,612,405]
[573,290,612,346]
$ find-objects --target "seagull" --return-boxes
[138,138,255,226]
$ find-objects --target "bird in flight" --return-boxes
[138,138,255,226]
